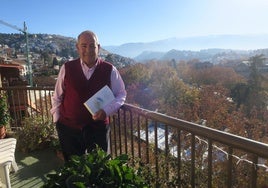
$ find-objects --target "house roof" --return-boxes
[0,63,24,69]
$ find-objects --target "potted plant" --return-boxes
[15,116,56,152]
[43,146,149,188]
[0,93,10,139]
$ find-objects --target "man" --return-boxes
[50,30,126,161]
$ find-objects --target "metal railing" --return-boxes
[0,86,54,127]
[1,86,268,187]
[110,104,268,187]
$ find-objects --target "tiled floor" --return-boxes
[10,148,63,188]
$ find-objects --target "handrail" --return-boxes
[115,103,268,187]
[122,104,268,158]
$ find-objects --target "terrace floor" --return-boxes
[9,148,64,188]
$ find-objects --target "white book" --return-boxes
[83,85,115,115]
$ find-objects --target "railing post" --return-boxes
[227,147,233,188]
[154,121,159,186]
[251,155,258,188]
[207,140,212,188]
[177,128,181,187]
[191,134,196,187]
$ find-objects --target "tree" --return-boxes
[120,63,154,109]
[40,50,51,66]
[52,57,59,67]
[248,54,266,88]
[231,83,250,108]
[246,54,267,117]
[121,58,268,142]
[121,63,150,86]
[147,62,200,120]
[198,85,235,130]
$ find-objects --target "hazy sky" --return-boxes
[1,0,268,46]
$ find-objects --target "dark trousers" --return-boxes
[56,121,110,162]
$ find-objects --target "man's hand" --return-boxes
[92,109,107,121]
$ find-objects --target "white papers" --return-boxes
[83,85,115,115]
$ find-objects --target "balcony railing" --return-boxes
[1,86,268,187]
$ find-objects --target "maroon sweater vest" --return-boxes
[59,58,112,130]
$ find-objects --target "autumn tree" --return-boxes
[197,85,233,129]
[147,62,200,121]
[120,63,154,108]
[121,58,268,142]
[185,64,245,89]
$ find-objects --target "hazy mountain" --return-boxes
[103,34,268,60]
[160,49,252,63]
[134,51,165,61]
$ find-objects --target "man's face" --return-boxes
[76,33,99,66]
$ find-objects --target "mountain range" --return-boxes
[104,34,268,61]
[1,33,268,65]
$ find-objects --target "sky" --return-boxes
[1,0,268,46]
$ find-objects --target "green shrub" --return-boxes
[15,116,56,152]
[0,93,10,126]
[43,146,149,188]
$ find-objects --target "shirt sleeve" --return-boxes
[50,64,65,122]
[103,66,127,116]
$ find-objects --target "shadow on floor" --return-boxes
[10,148,64,188]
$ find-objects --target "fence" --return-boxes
[1,86,268,187]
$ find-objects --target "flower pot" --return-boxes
[0,126,6,139]
[56,150,64,161]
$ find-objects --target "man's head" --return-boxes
[76,30,100,67]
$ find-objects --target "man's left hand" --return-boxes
[92,109,106,121]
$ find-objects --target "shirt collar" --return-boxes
[80,58,100,70]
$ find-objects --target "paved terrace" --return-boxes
[10,148,63,188]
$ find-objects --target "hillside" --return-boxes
[0,33,135,67]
